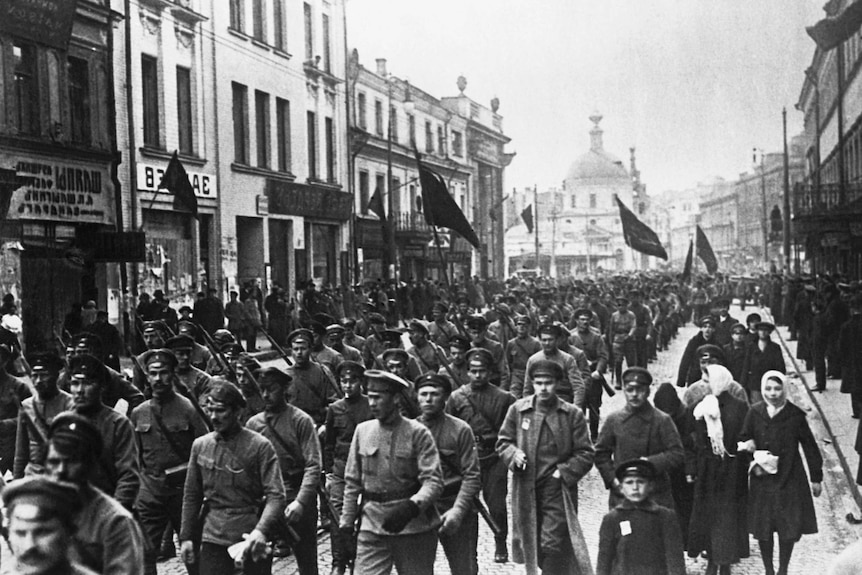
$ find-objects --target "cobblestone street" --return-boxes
[147,305,861,574]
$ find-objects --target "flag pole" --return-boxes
[534,184,540,273]
[431,225,451,290]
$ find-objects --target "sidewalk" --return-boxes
[764,308,862,517]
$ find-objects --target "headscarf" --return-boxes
[760,369,787,417]
[706,364,734,397]
[693,364,736,458]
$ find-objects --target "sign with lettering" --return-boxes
[266,180,352,220]
[1,152,114,225]
[77,230,147,262]
[138,163,217,199]
[0,0,79,50]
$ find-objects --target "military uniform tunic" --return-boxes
[285,362,339,425]
[13,389,74,478]
[505,335,542,396]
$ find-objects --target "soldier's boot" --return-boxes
[494,538,508,563]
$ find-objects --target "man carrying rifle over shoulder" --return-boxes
[416,373,481,575]
[166,335,213,405]
[285,329,339,426]
[569,308,611,442]
[246,367,321,574]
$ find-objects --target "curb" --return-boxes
[762,307,862,513]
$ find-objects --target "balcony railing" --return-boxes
[392,211,434,233]
[793,181,862,217]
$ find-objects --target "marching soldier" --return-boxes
[131,348,209,575]
[338,369,443,575]
[327,323,363,363]
[407,320,443,375]
[176,321,213,371]
[59,333,144,413]
[361,313,388,369]
[341,318,367,356]
[166,334,214,403]
[180,380,286,574]
[134,321,171,392]
[247,367,322,575]
[429,302,459,349]
[446,348,515,563]
[521,323,586,407]
[440,334,471,389]
[570,308,610,441]
[466,315,509,388]
[505,315,541,396]
[285,329,339,426]
[309,321,345,376]
[416,373,481,575]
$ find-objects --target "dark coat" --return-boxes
[686,392,751,563]
[739,341,785,393]
[596,500,686,575]
[793,297,813,362]
[739,401,822,541]
[839,316,862,395]
[676,332,717,387]
[722,342,748,383]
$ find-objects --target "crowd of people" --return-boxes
[0,268,858,575]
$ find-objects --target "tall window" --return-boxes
[304,3,313,61]
[255,90,270,168]
[322,14,332,73]
[273,0,286,50]
[252,0,266,42]
[589,192,597,208]
[357,92,367,130]
[425,121,433,153]
[232,82,249,163]
[276,98,291,172]
[408,115,416,145]
[392,177,401,214]
[307,111,317,179]
[176,66,193,154]
[141,55,160,147]
[389,106,398,143]
[374,100,383,136]
[68,56,91,144]
[230,0,244,31]
[325,116,335,182]
[437,125,445,156]
[452,130,463,157]
[13,42,38,135]
[359,171,370,214]
[375,173,386,213]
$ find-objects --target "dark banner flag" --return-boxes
[158,151,199,218]
[681,240,693,283]
[696,225,718,274]
[615,197,668,260]
[366,187,386,221]
[414,148,480,249]
[807,1,862,52]
[521,204,534,234]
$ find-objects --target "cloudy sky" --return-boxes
[347,0,825,194]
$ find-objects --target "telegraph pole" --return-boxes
[782,108,792,273]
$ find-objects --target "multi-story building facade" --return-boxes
[1,0,124,350]
[698,178,738,270]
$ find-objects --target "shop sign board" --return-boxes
[138,163,217,199]
[266,180,352,220]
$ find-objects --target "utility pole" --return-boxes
[386,74,396,282]
[755,148,770,266]
[782,108,792,274]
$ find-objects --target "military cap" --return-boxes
[528,359,564,380]
[622,366,653,386]
[312,313,337,327]
[26,351,64,373]
[256,366,292,388]
[745,313,762,324]
[220,341,245,355]
[615,296,630,305]
[628,289,642,297]
[380,329,404,345]
[432,302,449,313]
[804,284,817,293]
[307,321,327,336]
[536,322,563,338]
[573,308,593,320]
[754,321,776,333]
[495,303,511,316]
[326,323,346,335]
[408,320,429,335]
[212,329,236,346]
[236,353,262,371]
[208,379,247,408]
[448,334,471,351]
[165,334,195,351]
[711,297,731,308]
[514,314,532,325]
[2,476,83,526]
[288,328,314,346]
[336,360,365,379]
[465,315,488,330]
[730,323,747,334]
[587,287,601,296]
[696,344,725,363]
[456,293,470,304]
[177,320,198,335]
[466,347,494,367]
[140,348,178,369]
[614,458,658,482]
[178,305,193,315]
[359,302,376,312]
[67,354,107,385]
[49,412,103,459]
[340,317,357,329]
[365,369,410,392]
[414,373,452,394]
[698,316,716,328]
[382,348,409,364]
[70,332,103,351]
[368,313,387,324]
[141,320,168,335]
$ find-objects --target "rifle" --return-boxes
[432,345,466,389]
[439,477,503,538]
[53,326,68,357]
[317,483,340,527]
[195,325,238,382]
[349,495,364,575]
[260,325,343,399]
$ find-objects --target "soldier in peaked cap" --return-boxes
[446,346,515,563]
[133,321,171,391]
[246,367,322,574]
[360,314,389,369]
[466,314,509,389]
[0,343,28,474]
[166,334,214,404]
[441,334,472,390]
[324,361,372,574]
[131,347,209,575]
[521,323,585,406]
[340,317,367,356]
[286,328,339,426]
[570,307,610,441]
[723,323,750,383]
[46,413,146,574]
[608,295,637,388]
[676,314,721,388]
[176,321,213,371]
[14,352,72,479]
[740,320,785,404]
[505,314,542,399]
[180,378,286,575]
[338,369,443,575]
[307,321,345,377]
[408,320,443,376]
[327,323,363,364]
[429,301,459,349]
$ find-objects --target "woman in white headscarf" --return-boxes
[738,370,823,575]
[685,364,752,575]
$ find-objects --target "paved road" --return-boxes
[145,307,856,574]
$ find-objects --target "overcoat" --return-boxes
[839,315,862,395]
[739,341,785,393]
[738,401,822,541]
[497,396,595,575]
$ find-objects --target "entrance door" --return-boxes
[268,219,292,290]
[21,255,85,351]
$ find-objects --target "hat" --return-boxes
[414,373,452,394]
[466,315,488,330]
[514,314,532,326]
[754,321,775,332]
[177,321,198,336]
[448,334,471,351]
[2,476,83,526]
[312,313,336,327]
[382,348,409,365]
[614,458,658,482]
[408,320,429,335]
[712,298,731,308]
[380,329,404,346]
[745,313,762,324]
[236,354,262,372]
[287,328,314,346]
[536,323,563,338]
[615,296,630,305]
[208,379,247,408]
[219,342,245,355]
[432,302,449,313]
[336,360,365,379]
[26,351,64,373]
[178,305,193,314]
[804,284,817,293]
[307,321,327,336]
[49,412,103,460]
[140,348,178,369]
[730,323,747,334]
[326,323,346,335]
[528,359,564,380]
[212,329,236,346]
[67,354,106,385]
[495,303,511,316]
[365,369,410,392]
[70,332,102,352]
[699,316,716,328]
[165,334,195,351]
[573,308,592,320]
[256,366,292,388]
[141,320,168,335]
[622,366,653,386]
[466,347,494,367]
[368,313,387,325]
[696,344,725,363]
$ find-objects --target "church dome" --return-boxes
[566,112,628,182]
